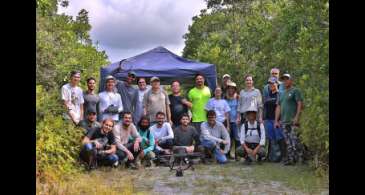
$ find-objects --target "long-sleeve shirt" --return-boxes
[113,123,141,152]
[237,88,263,120]
[98,91,123,121]
[150,122,174,141]
[240,121,265,146]
[137,128,155,155]
[200,121,230,154]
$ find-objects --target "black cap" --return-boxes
[86,107,97,115]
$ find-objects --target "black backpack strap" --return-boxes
[244,121,248,135]
[147,130,150,140]
[257,121,261,138]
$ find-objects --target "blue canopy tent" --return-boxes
[99,46,217,92]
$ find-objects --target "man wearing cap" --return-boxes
[83,77,100,119]
[274,73,304,165]
[61,70,84,125]
[98,75,124,122]
[188,74,212,135]
[224,81,240,159]
[221,74,231,98]
[143,76,172,124]
[263,77,285,162]
[79,107,101,135]
[263,68,285,99]
[116,71,139,123]
[236,108,266,165]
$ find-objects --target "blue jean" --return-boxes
[81,143,118,166]
[201,139,227,164]
[264,120,284,141]
[230,122,240,141]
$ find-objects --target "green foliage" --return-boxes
[36,0,108,183]
[183,0,328,172]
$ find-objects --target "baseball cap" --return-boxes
[105,75,116,82]
[222,74,231,79]
[86,107,97,115]
[280,73,291,80]
[128,71,136,78]
[150,76,160,82]
[227,81,237,88]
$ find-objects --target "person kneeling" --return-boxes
[150,112,174,156]
[236,108,266,165]
[136,116,156,167]
[200,110,230,164]
[79,119,118,170]
[173,113,204,163]
[113,112,142,169]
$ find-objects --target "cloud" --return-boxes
[58,0,206,62]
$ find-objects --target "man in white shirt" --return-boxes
[150,111,174,155]
[61,70,84,125]
[236,108,266,165]
[98,75,123,122]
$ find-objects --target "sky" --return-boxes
[58,0,206,63]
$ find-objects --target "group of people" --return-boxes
[61,67,304,170]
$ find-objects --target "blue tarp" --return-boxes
[99,46,217,92]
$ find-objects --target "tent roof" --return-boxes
[100,46,217,91]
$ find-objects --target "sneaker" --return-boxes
[145,160,152,167]
[112,161,119,168]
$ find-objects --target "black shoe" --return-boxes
[282,160,295,166]
[244,158,251,165]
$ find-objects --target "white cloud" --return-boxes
[58,0,206,62]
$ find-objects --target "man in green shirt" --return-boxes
[274,73,304,165]
[188,74,211,135]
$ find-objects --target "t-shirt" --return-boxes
[169,95,188,125]
[143,89,170,122]
[150,122,174,141]
[205,98,231,123]
[98,91,123,121]
[86,127,116,146]
[113,123,140,151]
[61,83,84,123]
[79,120,101,133]
[263,90,279,120]
[263,82,285,98]
[173,125,200,146]
[277,87,303,124]
[237,88,263,114]
[226,98,239,123]
[188,86,211,122]
[83,91,100,118]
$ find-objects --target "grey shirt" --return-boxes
[83,91,100,118]
[237,88,263,119]
[116,81,139,122]
[200,121,230,154]
[173,125,200,147]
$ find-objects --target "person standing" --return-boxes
[169,80,192,127]
[205,87,231,130]
[83,77,100,119]
[237,75,263,124]
[224,81,241,159]
[61,70,84,125]
[263,68,285,98]
[116,71,139,123]
[188,74,212,135]
[221,74,231,98]
[274,73,304,165]
[263,77,285,162]
[143,77,172,124]
[98,76,123,122]
[135,77,150,124]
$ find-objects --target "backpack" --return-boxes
[244,121,261,138]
